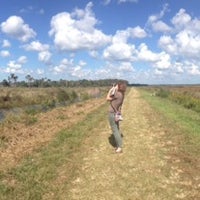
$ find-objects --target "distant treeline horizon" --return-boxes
[0,75,130,87]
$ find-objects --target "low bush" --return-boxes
[156,88,170,98]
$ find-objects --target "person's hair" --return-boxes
[117,81,127,93]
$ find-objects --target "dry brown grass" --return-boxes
[0,97,105,172]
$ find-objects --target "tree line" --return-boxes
[0,73,130,87]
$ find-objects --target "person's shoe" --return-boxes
[115,147,122,153]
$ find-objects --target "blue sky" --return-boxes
[0,0,200,84]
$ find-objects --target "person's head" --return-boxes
[117,81,127,93]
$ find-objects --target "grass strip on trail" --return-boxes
[0,102,107,200]
[139,88,200,165]
[139,89,200,137]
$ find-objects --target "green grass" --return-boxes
[140,89,200,135]
[0,103,107,200]
[139,88,200,156]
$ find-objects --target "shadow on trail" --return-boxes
[108,133,124,148]
[108,134,116,148]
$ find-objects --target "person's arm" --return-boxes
[106,88,114,101]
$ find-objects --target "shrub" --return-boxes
[57,89,70,103]
[156,88,170,98]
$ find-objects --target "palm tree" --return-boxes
[25,74,34,87]
[8,73,18,87]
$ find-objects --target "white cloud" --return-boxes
[153,52,171,70]
[36,68,44,75]
[49,2,111,51]
[18,56,27,64]
[184,62,200,75]
[148,3,169,24]
[151,20,172,33]
[1,16,36,42]
[118,0,138,3]
[23,41,49,51]
[102,0,138,5]
[103,26,145,61]
[171,9,191,29]
[118,62,134,72]
[2,39,11,48]
[147,3,171,34]
[173,62,184,74]
[89,50,99,58]
[38,51,51,64]
[103,42,134,61]
[6,60,22,73]
[53,58,73,74]
[23,41,51,64]
[137,43,159,62]
[0,50,10,57]
[130,26,147,38]
[79,60,87,67]
[137,43,171,71]
[3,56,27,74]
[159,35,178,55]
[113,27,146,44]
[175,30,200,58]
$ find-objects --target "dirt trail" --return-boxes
[62,88,199,200]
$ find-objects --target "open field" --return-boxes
[0,87,106,109]
[141,85,200,113]
[0,87,199,199]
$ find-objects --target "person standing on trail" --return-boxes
[106,81,127,153]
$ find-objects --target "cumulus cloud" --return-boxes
[2,39,11,48]
[103,26,146,61]
[147,3,171,34]
[137,43,172,71]
[159,9,200,61]
[49,2,111,51]
[23,41,51,64]
[153,52,171,70]
[17,56,27,64]
[113,26,147,44]
[94,61,135,80]
[118,62,134,72]
[6,61,22,73]
[137,43,159,62]
[183,61,200,75]
[36,68,44,75]
[103,42,135,61]
[173,62,184,74]
[188,64,200,75]
[52,58,91,79]
[159,35,178,55]
[130,26,147,38]
[151,20,172,33]
[3,56,27,74]
[171,9,191,29]
[53,58,74,74]
[23,41,49,51]
[0,50,10,57]
[38,51,52,64]
[148,3,169,24]
[1,16,36,42]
